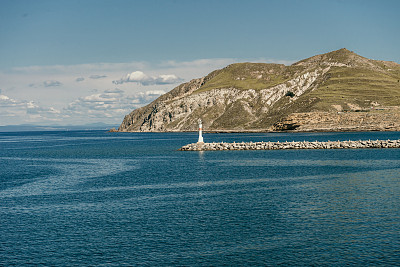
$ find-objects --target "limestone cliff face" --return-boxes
[118,49,400,132]
[119,77,207,131]
[119,68,325,131]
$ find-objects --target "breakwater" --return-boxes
[179,139,400,151]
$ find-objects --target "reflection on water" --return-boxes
[197,150,205,161]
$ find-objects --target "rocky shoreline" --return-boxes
[179,139,400,151]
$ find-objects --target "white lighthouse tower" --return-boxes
[198,119,204,144]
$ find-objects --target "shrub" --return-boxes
[285,91,295,97]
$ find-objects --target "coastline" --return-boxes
[114,128,400,133]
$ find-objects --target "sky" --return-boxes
[0,0,399,126]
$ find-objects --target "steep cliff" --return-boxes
[118,49,400,132]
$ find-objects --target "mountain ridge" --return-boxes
[118,49,400,132]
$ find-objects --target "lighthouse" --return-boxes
[198,119,204,143]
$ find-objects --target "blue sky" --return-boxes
[0,0,399,125]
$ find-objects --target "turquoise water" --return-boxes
[1,131,400,266]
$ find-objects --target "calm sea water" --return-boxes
[1,130,400,266]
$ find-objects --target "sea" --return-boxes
[1,130,399,266]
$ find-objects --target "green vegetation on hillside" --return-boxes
[293,48,364,67]
[304,66,400,111]
[194,63,304,93]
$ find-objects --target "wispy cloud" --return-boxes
[76,77,85,82]
[89,74,107,79]
[113,71,183,85]
[11,62,149,74]
[43,80,62,87]
[29,80,64,88]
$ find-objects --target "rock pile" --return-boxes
[179,139,400,151]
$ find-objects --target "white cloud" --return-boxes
[155,74,183,85]
[0,93,63,125]
[0,87,162,125]
[26,102,61,115]
[113,71,183,85]
[0,94,20,106]
[64,88,165,121]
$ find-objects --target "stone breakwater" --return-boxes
[179,139,400,151]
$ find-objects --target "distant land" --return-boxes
[118,48,400,133]
[0,123,119,132]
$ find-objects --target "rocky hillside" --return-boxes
[118,49,400,132]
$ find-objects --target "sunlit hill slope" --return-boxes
[119,49,400,132]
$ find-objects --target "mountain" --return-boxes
[118,49,400,132]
